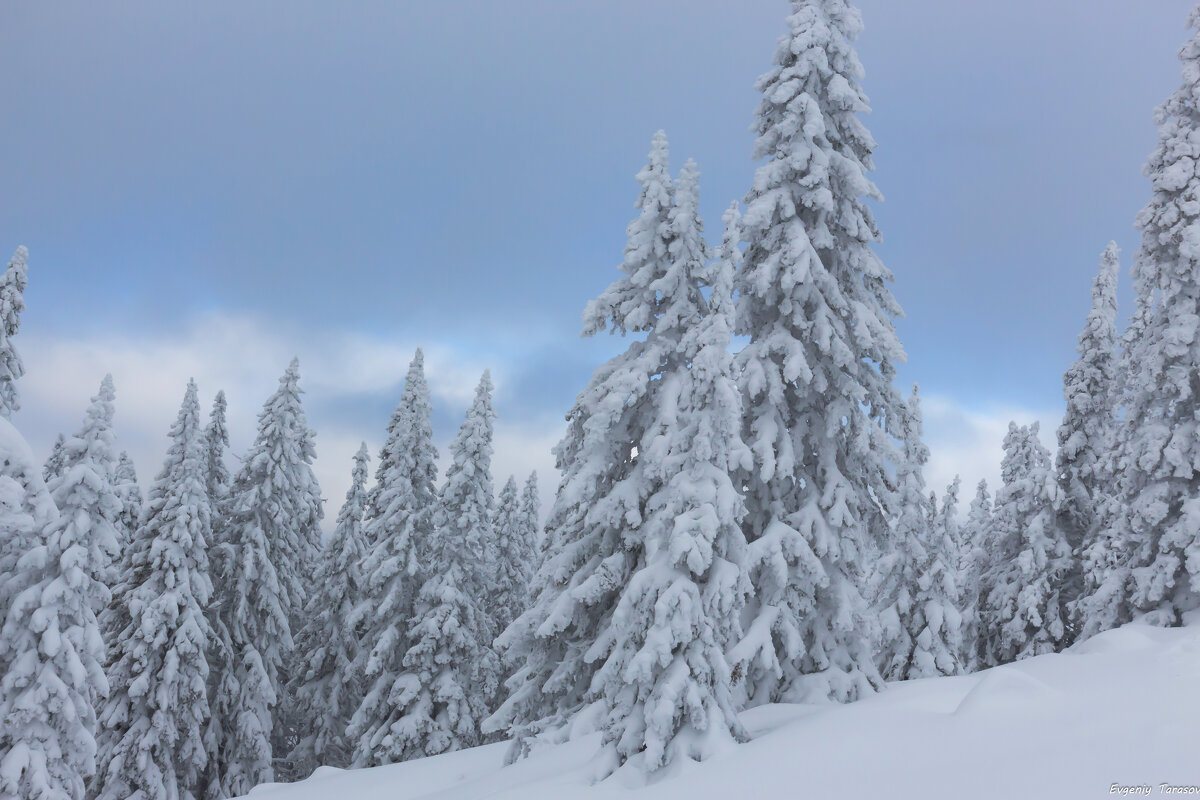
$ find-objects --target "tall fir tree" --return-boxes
[491,473,540,637]
[960,480,993,671]
[352,373,496,765]
[0,246,28,418]
[45,375,122,617]
[200,390,234,800]
[486,132,680,756]
[980,423,1070,666]
[1081,11,1200,631]
[491,155,752,776]
[517,472,542,600]
[1056,243,1120,635]
[901,478,964,679]
[732,0,903,704]
[42,433,68,485]
[287,444,370,778]
[875,386,934,681]
[349,350,439,768]
[113,452,142,552]
[92,381,214,800]
[212,360,322,795]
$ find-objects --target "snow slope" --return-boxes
[243,616,1200,800]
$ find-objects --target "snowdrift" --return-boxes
[242,617,1200,800]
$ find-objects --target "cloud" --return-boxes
[12,311,560,530]
[921,393,1061,506]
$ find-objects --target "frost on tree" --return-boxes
[349,349,439,769]
[200,390,235,799]
[352,373,496,766]
[0,246,28,418]
[1081,12,1200,631]
[874,387,937,681]
[287,444,369,778]
[114,452,142,553]
[523,472,547,578]
[492,475,537,636]
[212,359,322,795]
[959,480,992,671]
[489,147,752,776]
[1056,243,1119,630]
[980,423,1070,666]
[0,418,97,800]
[732,0,900,705]
[43,433,68,484]
[44,375,122,616]
[902,478,964,679]
[92,381,214,800]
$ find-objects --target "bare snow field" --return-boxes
[242,615,1199,800]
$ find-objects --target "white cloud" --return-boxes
[13,311,560,530]
[921,393,1060,506]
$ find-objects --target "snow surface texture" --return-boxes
[237,616,1200,800]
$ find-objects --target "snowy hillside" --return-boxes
[241,617,1200,800]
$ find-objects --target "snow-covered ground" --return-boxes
[243,616,1199,800]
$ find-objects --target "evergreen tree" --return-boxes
[93,381,214,800]
[732,0,902,705]
[0,278,94,797]
[490,155,752,776]
[960,480,993,671]
[0,416,102,800]
[200,390,234,800]
[901,478,964,679]
[1081,11,1200,630]
[486,132,679,756]
[875,387,934,681]
[517,472,542,600]
[491,476,531,636]
[349,350,439,768]
[287,444,370,778]
[980,423,1070,665]
[43,433,68,484]
[212,360,322,795]
[45,376,122,610]
[113,452,142,551]
[0,246,28,418]
[352,373,495,765]
[1056,243,1119,633]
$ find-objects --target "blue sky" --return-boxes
[2,0,1194,516]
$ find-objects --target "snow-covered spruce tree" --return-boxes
[3,379,120,800]
[92,381,214,800]
[959,480,993,671]
[212,359,322,795]
[199,390,234,799]
[352,372,495,765]
[45,375,122,614]
[517,472,542,597]
[731,0,902,705]
[1056,243,1119,634]
[287,444,369,778]
[42,432,68,484]
[100,452,143,671]
[492,473,540,636]
[1080,13,1200,629]
[0,420,99,800]
[485,132,679,755]
[900,478,964,679]
[349,349,440,769]
[980,423,1070,666]
[0,246,28,418]
[490,156,753,776]
[875,386,932,681]
[114,452,142,551]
